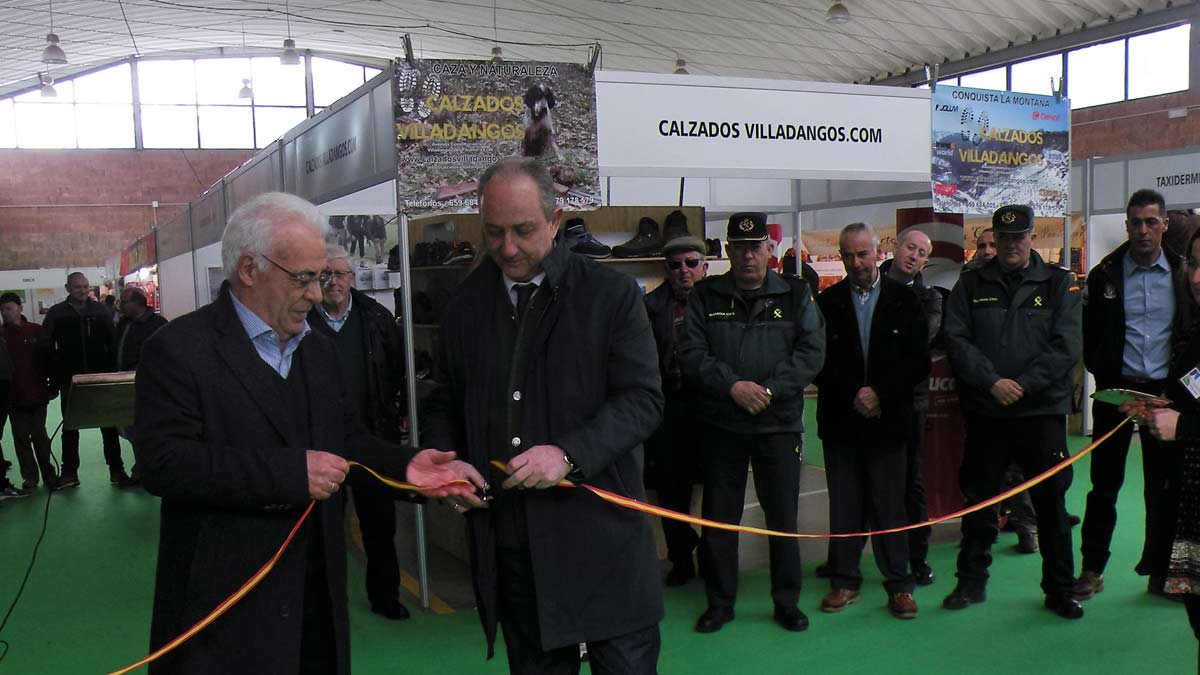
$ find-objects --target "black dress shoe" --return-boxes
[664,562,695,587]
[370,600,411,620]
[815,562,832,578]
[942,584,986,610]
[695,606,734,633]
[912,560,935,586]
[1044,594,1084,619]
[1016,531,1038,554]
[1068,513,1081,527]
[773,606,809,632]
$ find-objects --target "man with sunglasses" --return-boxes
[133,192,485,674]
[1074,188,1182,602]
[943,203,1084,619]
[644,236,709,587]
[679,212,825,634]
[309,244,413,622]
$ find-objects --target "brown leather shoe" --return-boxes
[820,588,860,613]
[889,592,918,619]
[1071,570,1104,601]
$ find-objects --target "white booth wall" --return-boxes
[157,253,196,321]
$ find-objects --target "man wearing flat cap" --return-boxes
[942,203,1085,619]
[678,212,825,634]
[644,236,709,587]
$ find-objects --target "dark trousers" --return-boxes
[496,546,660,675]
[1186,595,1200,640]
[905,407,931,563]
[0,381,9,467]
[59,392,123,477]
[646,400,700,568]
[10,406,56,487]
[351,482,401,607]
[826,440,913,593]
[956,413,1075,596]
[1081,392,1179,577]
[699,426,803,609]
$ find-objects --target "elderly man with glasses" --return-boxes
[308,244,414,622]
[133,192,485,675]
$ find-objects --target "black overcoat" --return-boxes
[423,243,665,656]
[134,285,414,675]
[814,276,930,447]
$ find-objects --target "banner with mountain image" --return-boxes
[931,85,1070,217]
[394,60,601,216]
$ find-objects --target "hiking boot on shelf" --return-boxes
[443,241,475,265]
[706,238,723,258]
[564,217,611,258]
[662,209,690,242]
[612,217,664,259]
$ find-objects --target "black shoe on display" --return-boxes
[942,583,986,610]
[443,241,475,265]
[564,218,612,259]
[370,599,412,621]
[773,605,809,632]
[695,606,734,634]
[1045,594,1084,619]
[912,560,935,586]
[662,209,690,242]
[611,217,663,259]
[705,238,723,258]
[411,242,432,267]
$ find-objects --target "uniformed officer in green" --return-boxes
[679,212,825,635]
[942,204,1085,619]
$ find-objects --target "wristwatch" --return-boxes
[562,453,584,482]
[764,386,774,400]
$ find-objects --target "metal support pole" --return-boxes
[1081,158,1093,436]
[396,208,431,609]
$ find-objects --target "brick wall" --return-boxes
[0,149,253,269]
[1072,90,1200,159]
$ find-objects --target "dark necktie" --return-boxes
[513,283,537,322]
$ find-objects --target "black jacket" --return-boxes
[815,276,930,446]
[115,310,169,371]
[644,282,688,398]
[678,269,825,434]
[134,285,415,675]
[422,243,664,655]
[1083,241,1182,387]
[944,251,1083,418]
[41,297,116,386]
[308,288,405,442]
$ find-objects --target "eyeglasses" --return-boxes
[260,254,322,287]
[667,258,703,270]
[321,269,354,285]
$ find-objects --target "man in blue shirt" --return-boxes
[1075,188,1182,601]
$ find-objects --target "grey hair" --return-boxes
[221,192,327,280]
[325,243,350,265]
[478,157,557,219]
[838,222,878,251]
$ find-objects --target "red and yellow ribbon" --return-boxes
[108,417,1129,673]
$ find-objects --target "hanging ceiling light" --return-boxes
[490,46,503,63]
[826,2,851,24]
[41,0,67,64]
[673,58,688,75]
[238,78,254,99]
[39,72,57,98]
[280,0,300,65]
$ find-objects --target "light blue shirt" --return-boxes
[315,293,353,333]
[851,271,882,367]
[1121,249,1174,380]
[230,291,311,378]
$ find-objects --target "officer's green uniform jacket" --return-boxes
[944,250,1082,418]
[678,269,825,434]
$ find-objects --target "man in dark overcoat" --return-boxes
[134,192,483,675]
[423,158,664,674]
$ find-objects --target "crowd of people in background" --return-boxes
[4,162,1200,672]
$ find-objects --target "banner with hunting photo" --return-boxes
[394,60,601,216]
[930,85,1070,217]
